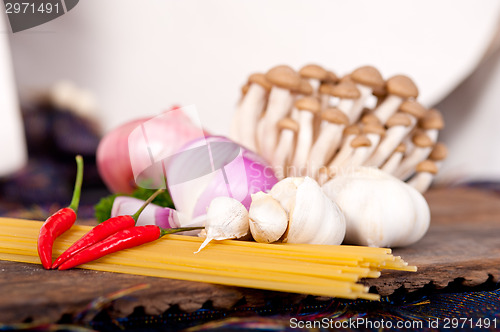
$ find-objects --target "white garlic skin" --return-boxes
[205,196,249,240]
[270,176,346,245]
[322,167,430,248]
[195,197,250,253]
[248,192,288,243]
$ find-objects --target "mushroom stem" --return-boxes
[272,118,298,179]
[380,143,406,174]
[408,160,439,193]
[373,94,403,123]
[395,132,434,180]
[365,112,413,167]
[256,86,294,160]
[328,125,361,172]
[348,84,372,123]
[233,80,269,151]
[290,97,320,176]
[341,134,373,168]
[307,108,348,177]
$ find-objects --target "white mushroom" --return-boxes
[329,80,361,120]
[299,64,329,95]
[272,118,299,179]
[380,143,406,175]
[230,73,271,151]
[418,108,444,143]
[307,108,349,177]
[328,125,362,172]
[407,160,439,193]
[348,66,385,123]
[290,97,321,176]
[338,134,372,168]
[373,75,419,124]
[356,123,385,166]
[365,112,413,167]
[395,131,435,180]
[256,65,301,162]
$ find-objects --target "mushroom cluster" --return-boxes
[231,64,447,193]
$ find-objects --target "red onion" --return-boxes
[96,106,206,193]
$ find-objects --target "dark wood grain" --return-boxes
[1,187,499,323]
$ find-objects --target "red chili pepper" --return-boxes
[51,189,165,269]
[37,155,84,269]
[58,225,203,270]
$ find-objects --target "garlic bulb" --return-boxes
[270,176,346,245]
[248,192,288,243]
[195,197,249,253]
[322,167,430,248]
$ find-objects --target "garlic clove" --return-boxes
[195,197,249,253]
[284,177,345,245]
[248,192,288,243]
[269,177,304,213]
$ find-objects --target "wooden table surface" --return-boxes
[1,187,499,324]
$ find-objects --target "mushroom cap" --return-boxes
[416,160,439,174]
[293,79,313,95]
[321,107,349,125]
[265,65,301,90]
[372,85,387,99]
[248,73,272,92]
[324,71,339,84]
[412,131,434,148]
[277,118,299,132]
[395,143,406,153]
[319,83,335,96]
[386,75,419,98]
[339,75,354,83]
[299,64,328,81]
[343,124,361,136]
[351,66,385,89]
[429,142,447,161]
[241,83,250,96]
[399,100,427,119]
[350,134,372,148]
[330,81,361,99]
[419,109,444,130]
[361,112,381,125]
[363,123,386,136]
[295,97,321,113]
[386,112,413,128]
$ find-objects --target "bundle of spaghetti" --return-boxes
[0,218,416,300]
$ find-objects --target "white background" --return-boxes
[5,0,500,182]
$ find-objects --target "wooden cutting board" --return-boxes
[0,187,499,323]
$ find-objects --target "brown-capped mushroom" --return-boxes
[395,131,435,180]
[299,64,329,95]
[290,97,321,176]
[339,134,372,168]
[407,160,439,193]
[349,66,385,123]
[419,108,444,142]
[380,143,406,174]
[373,75,418,124]
[308,108,349,176]
[365,112,413,167]
[328,125,362,171]
[329,81,361,121]
[272,118,299,179]
[256,65,301,161]
[231,73,271,151]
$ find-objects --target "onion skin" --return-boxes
[96,107,206,194]
[166,136,279,228]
